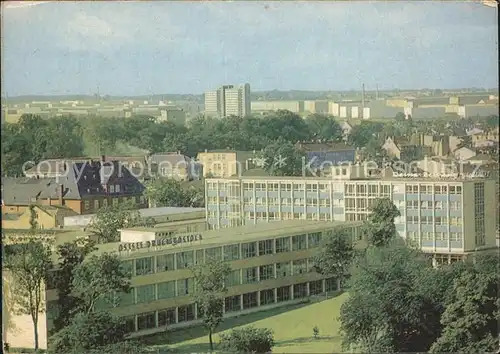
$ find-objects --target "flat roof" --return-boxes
[98,220,363,257]
[205,176,494,183]
[65,207,205,222]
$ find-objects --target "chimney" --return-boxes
[59,184,64,205]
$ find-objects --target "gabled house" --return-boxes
[3,158,146,215]
[2,204,78,230]
[149,152,202,181]
[382,137,430,161]
[453,146,477,161]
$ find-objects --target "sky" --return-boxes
[1,1,498,96]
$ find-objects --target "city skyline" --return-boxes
[2,1,498,96]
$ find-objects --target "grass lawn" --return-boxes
[148,292,347,353]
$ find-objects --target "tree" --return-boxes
[49,311,145,353]
[313,229,355,287]
[340,243,442,353]
[430,269,499,353]
[364,198,401,248]
[191,258,232,350]
[305,114,343,141]
[88,200,154,243]
[71,253,131,314]
[4,240,52,351]
[29,204,38,230]
[348,121,384,148]
[259,137,305,177]
[219,326,275,353]
[145,178,204,208]
[52,239,97,332]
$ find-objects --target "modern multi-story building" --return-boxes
[3,220,363,349]
[196,149,261,178]
[204,84,251,118]
[205,166,497,262]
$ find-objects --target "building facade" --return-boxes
[204,173,497,259]
[42,220,362,341]
[204,84,251,118]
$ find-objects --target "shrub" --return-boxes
[219,326,274,353]
[313,326,320,339]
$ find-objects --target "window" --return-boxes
[368,184,379,196]
[224,244,240,261]
[136,285,156,304]
[275,237,290,253]
[122,316,136,333]
[259,239,274,255]
[243,267,258,284]
[260,289,275,306]
[292,259,307,275]
[420,185,430,194]
[225,270,241,287]
[94,199,99,210]
[421,201,432,209]
[292,234,307,251]
[294,198,305,206]
[422,232,432,240]
[121,260,134,277]
[276,262,291,278]
[242,242,257,258]
[406,200,419,209]
[259,264,274,281]
[156,254,175,272]
[195,249,204,264]
[310,280,323,295]
[115,184,121,193]
[158,308,176,326]
[277,286,291,302]
[451,217,462,226]
[293,283,308,299]
[421,216,432,225]
[434,201,443,209]
[308,232,322,248]
[450,232,463,242]
[280,183,292,191]
[435,232,446,241]
[137,312,156,331]
[225,295,241,313]
[293,183,305,191]
[243,292,258,309]
[205,247,222,261]
[135,257,154,275]
[435,216,447,225]
[325,277,338,292]
[178,304,195,323]
[157,281,176,300]
[177,278,194,296]
[176,251,194,269]
[356,184,367,196]
[405,185,418,193]
[406,216,418,224]
[450,201,461,211]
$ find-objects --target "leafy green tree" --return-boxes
[145,178,203,207]
[430,269,499,353]
[259,138,305,177]
[305,114,343,141]
[88,200,154,243]
[49,311,144,353]
[71,253,131,314]
[364,198,401,248]
[340,243,440,353]
[348,121,384,148]
[4,240,52,351]
[219,326,275,353]
[313,229,354,287]
[52,239,97,332]
[191,258,232,350]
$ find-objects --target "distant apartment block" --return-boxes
[205,168,497,261]
[204,84,251,118]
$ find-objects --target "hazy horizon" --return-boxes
[2,1,498,96]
